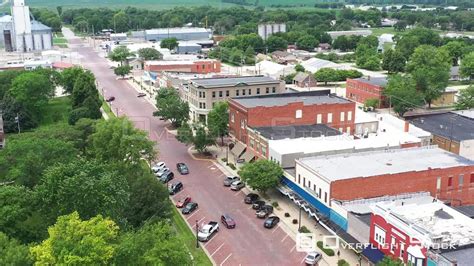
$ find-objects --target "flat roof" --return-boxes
[409,112,474,142]
[298,146,474,181]
[353,77,388,87]
[145,27,210,35]
[232,90,350,108]
[190,76,280,89]
[251,124,341,140]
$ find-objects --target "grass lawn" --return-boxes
[99,96,116,118]
[53,36,68,48]
[40,96,72,126]
[370,27,397,36]
[171,208,213,266]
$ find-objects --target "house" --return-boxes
[0,113,4,149]
[431,88,457,107]
[144,59,221,74]
[292,72,317,88]
[301,58,349,73]
[346,77,388,108]
[318,43,331,51]
[271,51,297,65]
[449,66,466,81]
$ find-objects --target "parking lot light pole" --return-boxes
[195,220,199,248]
[298,206,302,231]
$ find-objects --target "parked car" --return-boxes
[264,216,280,228]
[220,214,236,229]
[198,221,219,242]
[230,180,245,191]
[106,96,115,102]
[252,200,266,210]
[176,195,191,208]
[155,167,170,177]
[304,251,322,265]
[151,162,166,173]
[223,176,240,186]
[159,171,174,183]
[137,92,146,97]
[168,181,183,195]
[256,205,273,219]
[244,193,259,204]
[182,202,198,214]
[176,163,189,175]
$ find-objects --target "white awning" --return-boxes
[240,150,255,163]
[407,245,425,259]
[230,141,246,157]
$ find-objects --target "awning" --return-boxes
[362,245,385,264]
[230,141,246,157]
[240,150,255,163]
[407,245,425,259]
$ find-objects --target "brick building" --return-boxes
[346,77,388,108]
[295,146,474,208]
[228,90,356,146]
[144,59,221,74]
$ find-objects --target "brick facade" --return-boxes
[144,60,221,74]
[346,78,388,108]
[331,166,474,206]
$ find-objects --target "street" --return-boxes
[63,28,307,266]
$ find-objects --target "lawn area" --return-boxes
[53,36,68,48]
[370,27,397,36]
[171,208,213,266]
[40,96,72,126]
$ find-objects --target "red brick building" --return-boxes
[346,77,388,108]
[228,90,356,146]
[144,59,221,74]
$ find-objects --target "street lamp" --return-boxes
[226,145,229,166]
[195,220,200,248]
[298,205,302,231]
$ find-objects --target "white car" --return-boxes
[151,162,166,173]
[230,180,245,191]
[155,167,171,177]
[304,251,322,265]
[198,221,219,242]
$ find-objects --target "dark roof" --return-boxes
[354,77,388,87]
[293,72,311,83]
[251,124,341,140]
[231,90,351,108]
[409,112,474,142]
[453,205,474,218]
[190,76,279,89]
[353,213,372,226]
[362,245,385,264]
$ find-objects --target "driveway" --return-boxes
[64,28,306,266]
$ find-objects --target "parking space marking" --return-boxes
[271,225,280,234]
[219,253,232,266]
[300,256,306,265]
[185,210,200,220]
[233,191,243,197]
[203,236,218,247]
[281,234,289,243]
[211,242,225,257]
[290,245,296,253]
[197,217,206,225]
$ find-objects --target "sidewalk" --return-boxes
[204,143,367,266]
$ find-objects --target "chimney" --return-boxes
[404,121,409,132]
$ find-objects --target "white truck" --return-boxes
[198,221,219,242]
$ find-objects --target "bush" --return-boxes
[292,219,298,224]
[228,163,236,170]
[299,226,310,233]
[271,201,279,208]
[338,259,350,266]
[317,241,335,256]
[284,212,290,217]
[221,158,227,162]
[364,98,379,111]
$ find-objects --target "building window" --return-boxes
[202,91,206,98]
[272,87,276,93]
[236,90,240,96]
[318,188,322,199]
[266,87,269,93]
[212,91,216,98]
[448,176,453,187]
[340,112,345,122]
[317,114,322,124]
[313,184,316,191]
[391,237,396,253]
[231,113,235,123]
[459,174,464,187]
[219,91,223,97]
[257,88,260,94]
[308,180,311,189]
[303,178,306,187]
[243,90,246,96]
[202,64,205,69]
[298,175,301,184]
[436,177,441,191]
[296,110,302,119]
[374,225,386,245]
[262,146,267,155]
[470,173,474,183]
[324,192,327,203]
[346,127,351,134]
[327,113,333,123]
[248,89,251,95]
[348,111,352,121]
[249,138,255,148]
[226,90,229,97]
[240,119,246,129]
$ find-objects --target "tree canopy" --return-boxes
[160,38,179,50]
[384,74,424,116]
[207,101,229,145]
[109,46,133,65]
[138,48,163,60]
[238,160,283,193]
[153,88,189,127]
[455,85,474,110]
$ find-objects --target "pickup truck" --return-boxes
[198,221,219,242]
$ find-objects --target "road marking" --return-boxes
[204,236,218,247]
[210,242,225,257]
[271,226,280,234]
[233,191,243,197]
[197,217,206,225]
[281,234,289,243]
[300,255,307,264]
[248,205,253,209]
[185,209,200,220]
[290,245,296,253]
[219,253,232,266]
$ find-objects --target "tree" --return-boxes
[296,35,318,51]
[460,52,474,80]
[382,49,405,73]
[0,94,38,133]
[176,122,194,145]
[395,35,420,59]
[238,160,283,193]
[384,74,424,116]
[138,47,163,60]
[36,159,129,222]
[153,88,189,127]
[0,232,31,265]
[0,186,36,241]
[377,255,404,266]
[30,212,119,265]
[355,44,380,71]
[114,222,192,265]
[294,64,305,73]
[265,36,288,53]
[60,66,85,94]
[442,41,465,66]
[455,85,474,110]
[113,11,129,33]
[406,45,450,107]
[88,117,156,165]
[109,46,133,66]
[207,101,229,145]
[193,125,215,153]
[0,70,23,100]
[114,65,132,78]
[70,71,102,124]
[160,37,179,50]
[9,72,54,118]
[244,46,256,65]
[364,98,379,110]
[394,20,407,31]
[314,68,339,85]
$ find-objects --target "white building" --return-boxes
[258,23,286,41]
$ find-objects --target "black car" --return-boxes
[182,202,198,214]
[252,200,265,210]
[244,193,259,204]
[137,92,146,98]
[169,181,183,195]
[264,216,280,229]
[176,163,189,175]
[256,205,273,219]
[160,171,174,183]
[106,96,115,102]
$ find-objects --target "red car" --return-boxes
[176,195,191,208]
[221,214,236,229]
[106,96,115,102]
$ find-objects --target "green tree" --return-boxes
[296,35,318,51]
[160,37,179,50]
[0,186,36,241]
[442,41,465,66]
[395,35,420,59]
[153,88,189,127]
[36,159,129,222]
[207,101,229,145]
[0,94,38,133]
[30,212,119,265]
[69,71,102,124]
[332,35,350,51]
[460,52,474,80]
[9,72,54,118]
[0,70,23,99]
[384,74,424,116]
[364,98,380,110]
[0,232,32,265]
[113,11,129,33]
[265,36,288,53]
[109,46,133,66]
[193,125,214,153]
[294,64,305,72]
[114,222,192,265]
[377,255,404,266]
[176,122,194,145]
[382,49,405,73]
[244,46,256,65]
[406,45,450,107]
[238,160,283,193]
[355,44,380,71]
[114,65,132,78]
[138,48,163,60]
[314,68,339,85]
[88,117,156,165]
[59,66,85,94]
[455,85,474,110]
[394,20,407,31]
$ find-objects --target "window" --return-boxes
[448,176,453,187]
[317,114,322,124]
[391,237,396,253]
[249,138,255,148]
[346,127,351,134]
[374,226,386,245]
[348,111,352,121]
[303,178,306,187]
[202,64,205,69]
[471,173,474,183]
[400,243,405,259]
[236,90,240,96]
[231,113,235,123]
[266,87,269,93]
[219,91,223,97]
[202,92,205,98]
[257,88,260,94]
[298,175,301,184]
[436,177,441,191]
[212,91,216,98]
[318,188,322,199]
[313,184,316,191]
[459,174,464,187]
[272,87,276,93]
[226,90,229,97]
[340,112,345,122]
[242,89,246,96]
[327,113,333,123]
[240,119,246,129]
[308,180,311,188]
[324,192,327,203]
[261,146,267,155]
[296,110,302,119]
[248,89,252,95]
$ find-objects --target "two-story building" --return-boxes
[346,77,388,108]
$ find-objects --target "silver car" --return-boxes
[230,180,245,191]
[304,251,322,265]
[155,167,170,177]
[224,176,240,186]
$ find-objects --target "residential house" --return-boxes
[292,72,317,88]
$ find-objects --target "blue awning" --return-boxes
[362,245,385,264]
